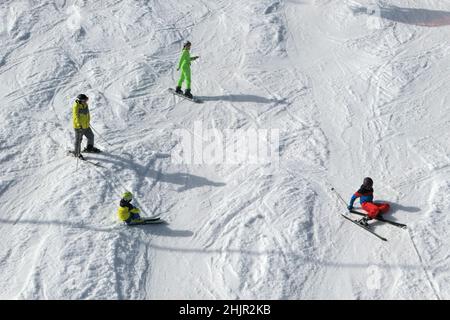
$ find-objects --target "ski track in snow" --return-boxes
[0,0,449,299]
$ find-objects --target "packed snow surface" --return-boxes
[0,0,449,299]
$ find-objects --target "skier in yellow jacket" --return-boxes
[117,191,143,225]
[72,94,100,159]
[175,41,199,99]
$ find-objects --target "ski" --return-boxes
[128,217,166,226]
[350,210,407,229]
[82,159,102,167]
[168,88,202,103]
[341,214,388,242]
[67,150,101,167]
[78,156,101,167]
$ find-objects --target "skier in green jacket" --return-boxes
[175,41,199,99]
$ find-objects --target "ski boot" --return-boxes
[83,144,101,153]
[175,86,183,94]
[358,216,370,227]
[184,89,193,99]
[73,152,85,160]
[68,150,85,160]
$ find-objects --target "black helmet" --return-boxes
[363,177,373,188]
[76,94,89,102]
[183,41,191,49]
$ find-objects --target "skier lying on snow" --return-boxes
[347,177,390,226]
[117,191,144,225]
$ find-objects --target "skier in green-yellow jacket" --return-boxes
[71,94,100,160]
[175,41,199,99]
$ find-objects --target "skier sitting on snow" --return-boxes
[117,191,144,225]
[72,94,101,160]
[175,41,199,99]
[347,177,390,226]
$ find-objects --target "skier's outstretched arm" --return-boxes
[348,193,359,210]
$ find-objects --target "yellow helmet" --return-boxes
[122,191,133,201]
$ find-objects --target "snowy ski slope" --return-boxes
[0,0,449,299]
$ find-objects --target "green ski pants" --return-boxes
[177,67,191,89]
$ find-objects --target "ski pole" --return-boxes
[90,125,113,146]
[330,187,348,208]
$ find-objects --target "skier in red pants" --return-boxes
[347,177,390,226]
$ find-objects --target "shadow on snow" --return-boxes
[196,94,288,104]
[90,152,226,192]
[0,218,194,238]
[351,5,450,27]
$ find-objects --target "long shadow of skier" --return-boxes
[0,218,113,233]
[90,152,226,192]
[0,219,431,271]
[351,5,450,27]
[145,243,430,271]
[196,94,288,104]
[0,218,194,238]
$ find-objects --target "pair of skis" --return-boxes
[340,211,406,242]
[127,216,166,226]
[331,187,407,242]
[348,209,407,229]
